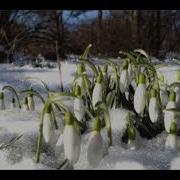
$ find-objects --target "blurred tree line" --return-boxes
[0,10,180,63]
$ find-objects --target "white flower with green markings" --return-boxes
[134,74,146,114]
[148,89,159,123]
[42,105,55,144]
[164,91,177,133]
[63,112,81,164]
[74,85,84,122]
[120,61,129,93]
[87,117,104,167]
[28,94,35,111]
[92,73,103,109]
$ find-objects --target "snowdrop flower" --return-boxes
[27,94,35,111]
[0,92,5,110]
[120,61,129,93]
[148,89,159,123]
[92,73,103,109]
[87,117,104,167]
[127,59,134,85]
[22,97,29,111]
[63,111,81,164]
[127,126,137,150]
[164,91,177,133]
[42,105,54,144]
[165,120,177,150]
[74,85,84,122]
[159,74,168,108]
[134,74,146,114]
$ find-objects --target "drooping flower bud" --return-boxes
[134,74,146,114]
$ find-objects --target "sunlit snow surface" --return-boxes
[0,62,180,169]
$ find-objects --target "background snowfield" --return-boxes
[0,60,180,170]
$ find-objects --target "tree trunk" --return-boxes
[55,10,65,92]
[97,10,103,55]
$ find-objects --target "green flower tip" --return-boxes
[169,90,176,102]
[75,85,81,97]
[97,72,103,84]
[150,89,157,98]
[138,74,146,84]
[65,111,74,125]
[23,97,28,104]
[122,60,128,70]
[127,58,131,64]
[77,63,85,75]
[159,74,164,83]
[170,121,177,135]
[28,93,33,98]
[103,64,108,73]
[128,126,136,140]
[92,117,101,132]
[176,70,180,81]
[0,92,4,100]
[46,105,52,114]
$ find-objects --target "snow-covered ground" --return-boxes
[0,61,180,170]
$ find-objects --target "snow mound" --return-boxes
[114,161,144,170]
[170,157,180,170]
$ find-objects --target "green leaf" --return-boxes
[20,89,46,104]
[25,77,50,91]
[2,85,21,108]
[80,60,98,77]
[169,82,180,89]
[134,49,149,60]
[79,44,92,60]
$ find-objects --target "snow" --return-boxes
[0,59,180,169]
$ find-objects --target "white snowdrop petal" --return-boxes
[63,125,81,164]
[134,84,146,114]
[149,98,159,123]
[92,83,102,108]
[74,98,84,122]
[120,70,129,93]
[43,113,54,143]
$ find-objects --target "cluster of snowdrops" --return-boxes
[0,44,180,169]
